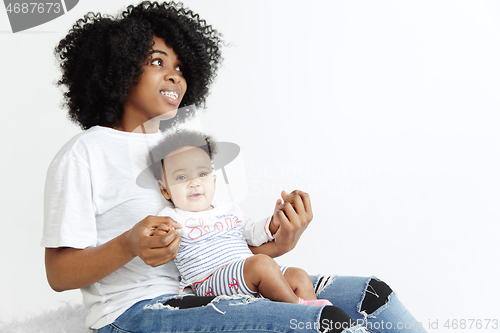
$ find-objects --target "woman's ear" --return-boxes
[158,179,171,201]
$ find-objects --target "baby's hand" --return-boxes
[125,216,183,267]
[151,223,179,237]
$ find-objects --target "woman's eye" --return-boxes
[151,59,163,66]
[175,65,183,72]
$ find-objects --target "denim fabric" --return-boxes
[94,275,425,333]
[313,275,427,333]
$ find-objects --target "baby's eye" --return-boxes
[176,175,186,181]
[151,59,163,66]
[199,172,208,177]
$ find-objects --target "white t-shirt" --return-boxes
[158,201,273,291]
[41,126,181,329]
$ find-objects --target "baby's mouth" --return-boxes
[188,193,203,199]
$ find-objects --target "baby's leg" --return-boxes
[284,267,317,300]
[243,254,299,303]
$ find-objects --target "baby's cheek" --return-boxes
[169,189,185,207]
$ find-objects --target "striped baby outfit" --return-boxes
[158,199,274,293]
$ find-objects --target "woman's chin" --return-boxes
[158,109,178,120]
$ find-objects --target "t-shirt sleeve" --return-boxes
[41,154,97,249]
[242,215,274,247]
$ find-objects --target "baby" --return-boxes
[151,130,331,306]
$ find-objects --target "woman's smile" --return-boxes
[160,87,181,105]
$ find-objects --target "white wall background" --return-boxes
[1,0,499,331]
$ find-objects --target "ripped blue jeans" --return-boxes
[94,275,427,333]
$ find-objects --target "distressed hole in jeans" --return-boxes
[319,305,356,333]
[360,278,392,315]
[315,275,335,295]
[163,296,216,309]
[160,295,257,315]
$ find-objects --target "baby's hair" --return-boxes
[55,1,223,130]
[150,130,218,181]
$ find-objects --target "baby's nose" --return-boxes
[189,180,200,187]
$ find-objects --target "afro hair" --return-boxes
[55,1,223,130]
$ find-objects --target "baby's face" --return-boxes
[160,146,216,212]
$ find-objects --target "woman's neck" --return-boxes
[115,119,161,134]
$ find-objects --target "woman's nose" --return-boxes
[165,69,181,84]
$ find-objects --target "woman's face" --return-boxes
[121,35,187,132]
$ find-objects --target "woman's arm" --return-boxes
[250,190,313,258]
[45,215,182,292]
[249,239,280,257]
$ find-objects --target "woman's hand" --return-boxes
[45,215,182,292]
[125,215,183,267]
[268,190,313,256]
